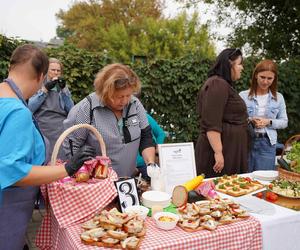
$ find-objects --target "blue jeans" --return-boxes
[249,137,276,172]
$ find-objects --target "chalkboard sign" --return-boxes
[115,178,140,212]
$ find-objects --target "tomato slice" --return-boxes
[256,192,263,199]
[245,177,252,182]
[270,193,278,202]
[266,191,278,202]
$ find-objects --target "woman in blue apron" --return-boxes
[0,44,95,250]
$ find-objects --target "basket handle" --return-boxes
[51,123,106,166]
[280,134,300,159]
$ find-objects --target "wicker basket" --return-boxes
[51,123,107,166]
[278,134,300,181]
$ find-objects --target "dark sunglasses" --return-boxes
[229,48,242,58]
[114,77,135,88]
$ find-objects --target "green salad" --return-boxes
[287,141,300,173]
[270,179,300,198]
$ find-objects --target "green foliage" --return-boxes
[178,0,300,60]
[278,57,300,140]
[286,142,300,173]
[134,54,211,142]
[0,38,299,143]
[45,44,113,103]
[0,35,23,80]
[56,1,215,62]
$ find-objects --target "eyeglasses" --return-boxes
[49,68,61,73]
[114,77,135,88]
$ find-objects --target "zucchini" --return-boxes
[187,190,205,203]
[277,158,292,171]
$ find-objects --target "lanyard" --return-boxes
[3,78,44,137]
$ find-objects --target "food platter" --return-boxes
[80,208,146,249]
[268,187,300,199]
[252,170,278,181]
[214,175,264,197]
[177,198,249,232]
[268,179,300,199]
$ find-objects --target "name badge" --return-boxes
[131,118,138,125]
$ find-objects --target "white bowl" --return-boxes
[153,212,179,230]
[124,205,149,220]
[142,191,171,208]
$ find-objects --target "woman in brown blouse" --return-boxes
[195,48,249,177]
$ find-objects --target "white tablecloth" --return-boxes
[216,173,300,250]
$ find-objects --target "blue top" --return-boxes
[136,114,166,167]
[0,98,45,189]
[28,86,74,113]
[239,90,288,145]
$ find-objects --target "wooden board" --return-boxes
[253,190,300,211]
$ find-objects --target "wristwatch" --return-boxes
[269,120,272,126]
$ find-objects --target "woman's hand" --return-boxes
[252,117,270,128]
[65,145,96,176]
[213,152,224,173]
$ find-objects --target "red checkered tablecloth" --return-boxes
[35,167,118,249]
[58,216,262,250]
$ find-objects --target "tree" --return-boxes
[56,0,215,62]
[177,0,300,60]
[0,35,24,80]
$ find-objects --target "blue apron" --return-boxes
[0,79,48,250]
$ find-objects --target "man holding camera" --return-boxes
[29,58,74,160]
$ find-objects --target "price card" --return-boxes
[115,178,140,212]
[158,142,197,195]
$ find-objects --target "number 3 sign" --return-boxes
[115,178,140,212]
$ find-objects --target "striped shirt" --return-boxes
[63,92,154,177]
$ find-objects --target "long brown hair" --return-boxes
[249,59,278,100]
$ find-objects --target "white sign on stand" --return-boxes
[115,178,140,212]
[158,142,197,195]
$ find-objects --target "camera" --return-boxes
[53,77,66,89]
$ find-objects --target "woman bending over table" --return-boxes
[63,63,156,178]
[0,44,95,250]
[239,59,288,171]
[195,48,249,178]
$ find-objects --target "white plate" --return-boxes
[252,170,278,181]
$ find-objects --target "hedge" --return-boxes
[1,36,299,143]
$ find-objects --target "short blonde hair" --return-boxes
[94,63,141,105]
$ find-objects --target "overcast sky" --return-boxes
[0,0,185,42]
[0,0,227,52]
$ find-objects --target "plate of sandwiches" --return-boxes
[80,208,146,249]
[177,198,249,232]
